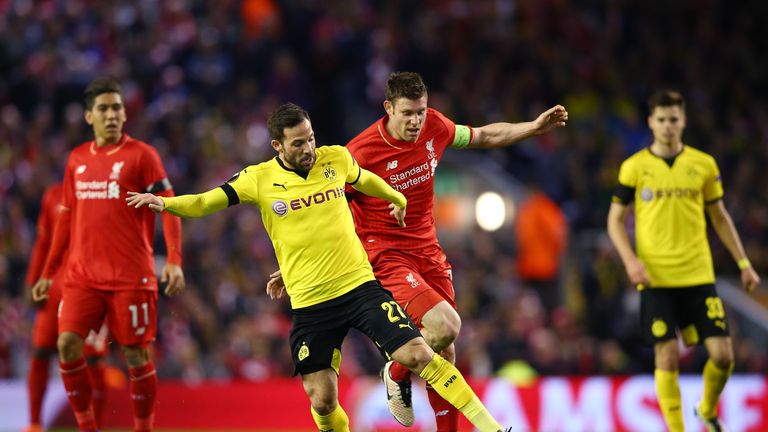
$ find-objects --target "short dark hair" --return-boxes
[648,90,686,113]
[268,103,311,142]
[84,78,122,110]
[385,72,427,102]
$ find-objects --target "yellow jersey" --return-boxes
[227,145,375,308]
[613,146,724,287]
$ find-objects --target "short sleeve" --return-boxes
[226,167,259,205]
[430,109,458,152]
[617,159,637,188]
[613,159,637,204]
[343,148,362,184]
[703,157,725,203]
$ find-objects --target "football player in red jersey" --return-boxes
[24,183,111,432]
[32,78,185,432]
[346,72,567,429]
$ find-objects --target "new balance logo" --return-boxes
[386,160,398,171]
[444,374,457,388]
[75,165,87,174]
[436,410,450,416]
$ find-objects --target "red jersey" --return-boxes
[346,108,465,250]
[43,134,180,291]
[25,183,67,285]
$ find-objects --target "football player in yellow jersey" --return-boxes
[607,90,760,432]
[127,103,511,432]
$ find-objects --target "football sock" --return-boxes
[60,357,97,431]
[311,404,350,432]
[698,359,733,419]
[28,356,50,425]
[655,369,684,432]
[427,382,460,431]
[419,354,502,432]
[129,363,157,432]
[87,361,107,428]
[389,361,412,382]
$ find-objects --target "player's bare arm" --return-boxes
[266,270,287,300]
[706,200,761,292]
[126,191,165,213]
[469,105,568,149]
[607,202,651,287]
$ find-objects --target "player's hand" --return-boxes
[26,284,46,307]
[126,192,165,213]
[161,264,185,296]
[741,267,760,293]
[533,105,568,134]
[389,203,406,227]
[31,278,52,302]
[625,256,651,288]
[266,270,286,300]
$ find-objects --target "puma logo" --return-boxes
[273,182,287,190]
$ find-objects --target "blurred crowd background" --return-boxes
[1,0,767,383]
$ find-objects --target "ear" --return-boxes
[84,110,93,125]
[271,140,282,152]
[383,100,393,116]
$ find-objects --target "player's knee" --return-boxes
[393,338,435,371]
[431,319,460,352]
[122,345,149,368]
[57,332,84,361]
[710,349,734,370]
[303,385,337,415]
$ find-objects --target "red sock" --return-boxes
[427,383,459,431]
[129,363,157,432]
[28,356,50,424]
[389,361,412,382]
[59,357,97,431]
[87,361,107,429]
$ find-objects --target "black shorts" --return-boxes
[640,284,730,346]
[289,280,422,376]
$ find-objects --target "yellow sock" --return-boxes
[310,404,350,432]
[419,354,502,432]
[655,369,684,432]
[698,359,733,419]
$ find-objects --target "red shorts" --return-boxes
[368,244,455,327]
[59,285,158,347]
[31,275,63,349]
[83,322,110,358]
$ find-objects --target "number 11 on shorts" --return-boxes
[129,302,149,335]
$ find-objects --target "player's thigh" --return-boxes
[678,285,730,346]
[640,288,679,345]
[290,303,350,377]
[106,290,158,347]
[58,285,108,339]
[346,281,422,361]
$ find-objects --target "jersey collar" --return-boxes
[89,133,129,156]
[647,145,684,168]
[274,156,310,180]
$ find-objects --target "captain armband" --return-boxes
[450,125,473,149]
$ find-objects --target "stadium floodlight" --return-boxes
[475,191,505,232]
